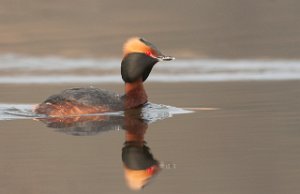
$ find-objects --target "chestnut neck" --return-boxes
[124,79,148,109]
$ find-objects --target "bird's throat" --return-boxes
[124,80,148,109]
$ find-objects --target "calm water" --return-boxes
[0,81,300,194]
[0,57,300,193]
[0,102,193,190]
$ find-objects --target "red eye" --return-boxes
[145,51,152,56]
[146,166,156,175]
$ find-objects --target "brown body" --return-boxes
[35,101,110,116]
[35,81,148,116]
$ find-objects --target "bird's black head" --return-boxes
[121,53,158,83]
[121,37,174,83]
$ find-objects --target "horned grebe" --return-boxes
[34,37,174,116]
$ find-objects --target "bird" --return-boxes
[34,37,174,116]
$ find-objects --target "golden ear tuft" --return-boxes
[123,37,152,56]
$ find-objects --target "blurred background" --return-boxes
[1,0,300,59]
[1,1,300,194]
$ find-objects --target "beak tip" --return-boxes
[158,56,175,61]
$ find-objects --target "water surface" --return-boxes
[0,81,300,194]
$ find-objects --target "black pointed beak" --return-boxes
[156,55,175,61]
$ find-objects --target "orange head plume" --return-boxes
[123,37,174,61]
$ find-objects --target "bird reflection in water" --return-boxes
[38,107,161,190]
[122,109,160,190]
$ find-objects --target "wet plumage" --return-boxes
[36,88,124,116]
